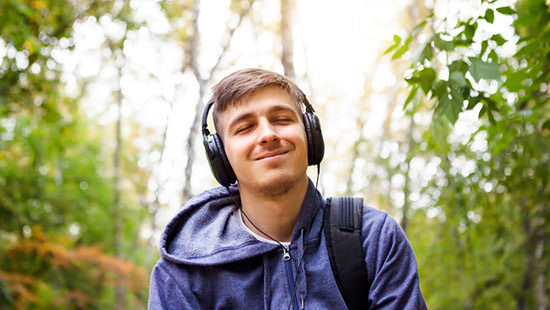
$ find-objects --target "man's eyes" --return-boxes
[235,125,252,134]
[233,116,296,134]
[274,117,292,123]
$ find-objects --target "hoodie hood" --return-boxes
[150,179,428,310]
[159,180,323,266]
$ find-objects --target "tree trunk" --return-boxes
[281,0,296,79]
[535,231,547,310]
[148,97,173,246]
[517,200,533,310]
[113,53,124,309]
[181,0,205,204]
[181,85,206,203]
[400,117,415,234]
[378,81,399,211]
[535,199,548,310]
[180,0,255,203]
[399,0,423,235]
[344,80,371,196]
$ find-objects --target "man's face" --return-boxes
[219,86,308,197]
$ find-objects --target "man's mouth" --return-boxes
[255,150,289,161]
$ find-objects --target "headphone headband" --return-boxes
[299,90,315,114]
[202,101,214,136]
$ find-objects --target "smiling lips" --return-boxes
[255,150,290,161]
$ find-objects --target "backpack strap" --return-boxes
[324,197,369,310]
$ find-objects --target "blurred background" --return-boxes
[1,0,549,308]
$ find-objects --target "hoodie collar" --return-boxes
[159,179,323,266]
[290,179,324,243]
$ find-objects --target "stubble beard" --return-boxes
[256,169,307,198]
[258,178,294,197]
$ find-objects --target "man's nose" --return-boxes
[258,120,279,145]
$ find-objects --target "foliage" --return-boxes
[0,226,146,309]
[1,0,548,308]
[387,0,549,127]
[1,0,154,308]
[386,0,550,308]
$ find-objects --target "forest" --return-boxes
[0,0,549,308]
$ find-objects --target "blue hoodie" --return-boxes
[148,181,427,309]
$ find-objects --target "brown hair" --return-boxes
[211,68,305,135]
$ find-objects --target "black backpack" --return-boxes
[324,197,369,310]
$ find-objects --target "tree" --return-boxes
[280,0,296,79]
[386,0,549,307]
[1,1,152,308]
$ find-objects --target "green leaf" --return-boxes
[487,106,496,125]
[486,96,500,112]
[518,42,538,56]
[434,34,453,51]
[419,67,437,94]
[432,80,448,98]
[488,49,498,62]
[464,22,478,41]
[403,86,419,110]
[469,58,500,82]
[0,278,13,308]
[405,76,420,84]
[479,105,487,118]
[484,9,495,23]
[416,40,434,63]
[451,88,465,107]
[450,71,468,88]
[392,45,409,60]
[503,70,525,92]
[411,20,427,38]
[437,94,460,124]
[542,119,550,131]
[467,96,482,110]
[490,34,507,46]
[496,6,516,15]
[449,60,469,74]
[384,35,402,54]
[480,40,489,57]
[9,0,33,17]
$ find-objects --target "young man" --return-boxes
[148,68,427,309]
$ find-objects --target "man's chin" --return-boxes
[256,173,307,197]
[257,179,293,197]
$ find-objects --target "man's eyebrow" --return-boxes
[227,112,254,131]
[270,105,299,114]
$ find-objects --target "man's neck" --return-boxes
[239,177,309,243]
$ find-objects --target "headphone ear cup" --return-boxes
[303,112,325,165]
[203,133,236,187]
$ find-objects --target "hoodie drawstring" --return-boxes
[296,227,308,309]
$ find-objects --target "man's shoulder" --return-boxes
[360,205,391,230]
[359,204,406,244]
[361,205,389,221]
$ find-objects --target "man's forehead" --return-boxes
[226,100,299,122]
[225,87,302,115]
[215,85,303,138]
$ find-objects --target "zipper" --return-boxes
[283,246,300,310]
[283,246,291,261]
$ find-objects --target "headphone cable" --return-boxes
[225,165,322,310]
[240,207,290,255]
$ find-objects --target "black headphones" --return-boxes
[202,92,325,187]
